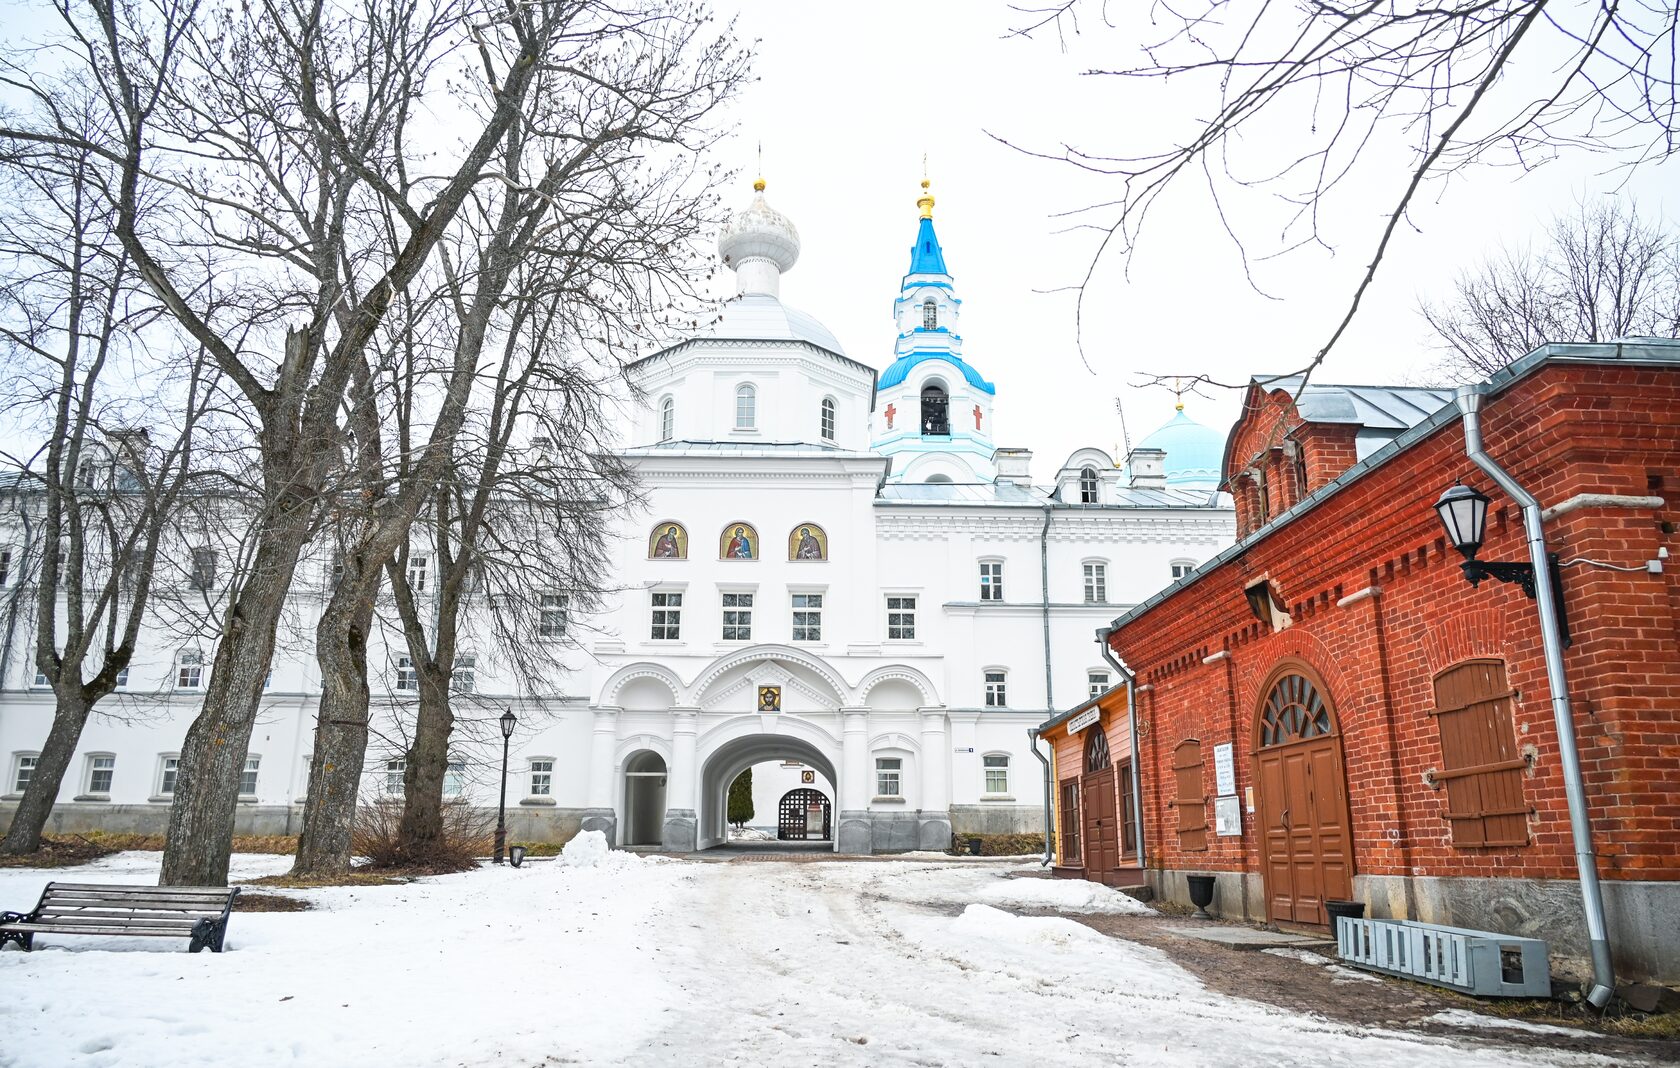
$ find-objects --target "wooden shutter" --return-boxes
[1173,740,1207,852]
[1058,779,1082,863]
[1431,660,1528,848]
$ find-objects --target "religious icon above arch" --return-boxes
[788,523,828,561]
[648,522,687,560]
[719,522,758,560]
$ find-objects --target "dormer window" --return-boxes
[659,396,674,442]
[1079,467,1098,504]
[921,300,937,330]
[735,384,756,430]
[920,383,949,436]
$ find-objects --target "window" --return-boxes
[190,547,217,591]
[1058,779,1081,863]
[820,396,836,442]
[1088,671,1110,698]
[922,299,937,329]
[407,554,430,594]
[453,654,476,694]
[384,758,406,796]
[115,666,129,690]
[1173,739,1207,852]
[12,753,39,793]
[329,550,345,584]
[920,383,949,436]
[83,754,115,795]
[979,560,1003,601]
[650,591,682,640]
[984,670,1007,708]
[395,656,418,692]
[0,549,10,586]
[886,595,916,640]
[1432,659,1529,848]
[734,384,756,430]
[1119,762,1138,856]
[659,396,674,442]
[1171,560,1195,581]
[875,757,902,798]
[32,669,49,689]
[1082,562,1107,604]
[177,650,203,690]
[530,759,553,797]
[1079,467,1098,504]
[157,755,179,797]
[791,592,823,642]
[240,756,260,797]
[443,761,465,797]
[721,592,754,641]
[984,754,1009,794]
[539,593,569,638]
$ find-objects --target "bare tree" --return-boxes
[0,0,603,885]
[1422,200,1680,380]
[0,118,211,855]
[287,2,749,876]
[1007,1,1678,389]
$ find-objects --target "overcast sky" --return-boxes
[706,1,1677,479]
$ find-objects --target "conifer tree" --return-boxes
[727,769,754,830]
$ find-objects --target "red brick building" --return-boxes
[1040,338,1680,983]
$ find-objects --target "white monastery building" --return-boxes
[0,179,1235,854]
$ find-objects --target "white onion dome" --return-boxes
[718,178,800,297]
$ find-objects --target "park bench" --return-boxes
[1,882,240,953]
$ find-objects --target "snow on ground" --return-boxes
[0,852,1628,1067]
[974,874,1154,914]
[1426,1009,1594,1037]
[1264,945,1384,983]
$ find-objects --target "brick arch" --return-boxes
[1235,627,1352,719]
[1421,608,1509,677]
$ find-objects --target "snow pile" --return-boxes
[952,903,1107,948]
[1426,1010,1587,1037]
[976,877,1154,915]
[728,827,774,841]
[560,828,612,867]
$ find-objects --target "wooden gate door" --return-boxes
[1254,670,1354,925]
[1081,727,1118,884]
[777,789,831,840]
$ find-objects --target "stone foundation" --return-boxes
[948,804,1044,836]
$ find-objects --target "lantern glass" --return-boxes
[1434,483,1489,558]
[500,709,517,739]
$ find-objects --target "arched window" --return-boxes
[1258,673,1332,748]
[920,382,949,436]
[922,299,937,330]
[659,396,674,442]
[734,384,756,430]
[820,396,836,442]
[925,473,953,484]
[1079,466,1099,504]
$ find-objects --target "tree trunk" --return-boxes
[0,691,92,855]
[291,576,377,875]
[397,668,454,860]
[159,522,306,886]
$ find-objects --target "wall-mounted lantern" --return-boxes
[1433,482,1569,643]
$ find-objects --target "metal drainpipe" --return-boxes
[1097,626,1145,869]
[1457,385,1614,1008]
[1039,502,1054,712]
[1028,727,1053,867]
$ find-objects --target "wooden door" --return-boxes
[1254,670,1354,925]
[1082,767,1118,882]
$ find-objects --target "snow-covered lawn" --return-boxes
[0,844,1626,1067]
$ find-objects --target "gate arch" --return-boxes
[1251,662,1355,926]
[696,722,840,851]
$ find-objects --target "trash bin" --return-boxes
[1186,874,1216,919]
[508,845,528,868]
[1324,898,1364,935]
[967,837,984,857]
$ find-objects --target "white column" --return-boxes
[581,706,621,843]
[668,707,699,811]
[919,706,950,813]
[841,708,869,811]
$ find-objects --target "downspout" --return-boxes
[1028,727,1052,867]
[1098,626,1145,869]
[1457,385,1614,1008]
[1039,502,1054,711]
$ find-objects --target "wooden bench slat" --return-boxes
[36,906,226,918]
[44,883,236,893]
[2,923,198,937]
[3,881,239,954]
[29,911,206,925]
[39,892,233,907]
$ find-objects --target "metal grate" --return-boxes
[1337,917,1550,997]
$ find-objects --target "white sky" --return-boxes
[708,1,1678,479]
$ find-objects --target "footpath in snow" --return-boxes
[0,840,1640,1067]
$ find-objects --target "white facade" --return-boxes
[0,178,1235,853]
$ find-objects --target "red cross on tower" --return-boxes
[973,404,983,431]
[884,403,897,429]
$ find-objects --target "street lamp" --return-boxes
[494,708,517,864]
[1433,481,1569,642]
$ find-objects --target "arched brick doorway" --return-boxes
[1252,665,1354,925]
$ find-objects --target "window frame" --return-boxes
[982,752,1010,796]
[154,753,181,799]
[983,669,1008,709]
[80,752,116,797]
[875,756,903,799]
[1088,670,1111,699]
[9,751,40,796]
[538,592,570,639]
[921,299,937,330]
[1170,559,1196,581]
[442,760,466,798]
[885,594,918,641]
[453,653,477,694]
[1082,560,1108,604]
[176,649,204,691]
[1078,466,1099,504]
[720,590,755,642]
[650,589,684,641]
[658,395,675,442]
[239,755,261,800]
[384,758,406,797]
[790,590,824,643]
[394,655,418,693]
[407,553,430,594]
[734,383,757,431]
[978,559,1004,602]
[528,757,555,798]
[820,396,837,442]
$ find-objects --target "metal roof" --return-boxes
[875,481,1230,510]
[1258,377,1456,430]
[1110,336,1680,634]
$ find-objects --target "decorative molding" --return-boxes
[1337,586,1381,608]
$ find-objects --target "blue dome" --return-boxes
[1135,408,1224,488]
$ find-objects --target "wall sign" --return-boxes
[1213,742,1236,796]
[801,770,815,784]
[954,746,975,753]
[1215,795,1243,836]
[1067,707,1102,734]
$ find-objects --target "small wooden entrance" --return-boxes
[777,788,831,841]
[1080,727,1120,884]
[1253,668,1354,926]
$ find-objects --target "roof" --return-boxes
[623,441,881,458]
[1260,378,1456,430]
[1133,408,1225,489]
[876,350,996,395]
[698,292,846,356]
[875,481,1228,509]
[906,216,948,276]
[1111,336,1680,635]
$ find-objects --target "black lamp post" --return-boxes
[1433,482,1569,643]
[494,708,516,864]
